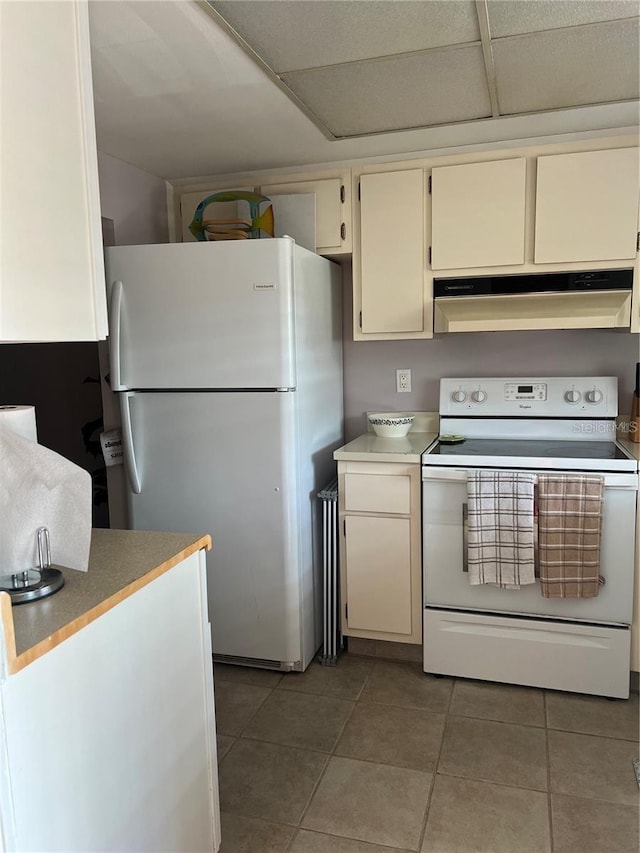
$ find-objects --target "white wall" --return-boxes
[98,152,169,245]
[341,261,640,440]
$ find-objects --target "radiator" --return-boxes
[317,479,341,666]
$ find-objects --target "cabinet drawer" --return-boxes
[343,473,411,514]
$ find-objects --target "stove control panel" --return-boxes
[505,383,547,401]
[440,377,617,417]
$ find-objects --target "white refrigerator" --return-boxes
[105,238,343,671]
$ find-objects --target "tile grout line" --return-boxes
[282,659,377,852]
[415,676,457,853]
[544,691,556,853]
[291,668,372,836]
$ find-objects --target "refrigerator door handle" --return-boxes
[121,391,142,494]
[109,280,124,391]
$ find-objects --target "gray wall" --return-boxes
[341,261,640,441]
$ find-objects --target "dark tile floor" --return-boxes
[214,654,639,853]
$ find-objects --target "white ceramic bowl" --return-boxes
[368,413,415,438]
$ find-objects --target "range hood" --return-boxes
[433,269,633,333]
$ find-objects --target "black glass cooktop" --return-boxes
[430,439,629,460]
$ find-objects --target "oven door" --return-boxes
[422,467,638,625]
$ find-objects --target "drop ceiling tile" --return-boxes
[488,0,639,38]
[280,45,492,138]
[209,0,480,73]
[494,18,640,115]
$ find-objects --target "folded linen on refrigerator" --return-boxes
[537,474,604,598]
[467,471,536,589]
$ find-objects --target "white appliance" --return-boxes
[105,238,343,671]
[422,377,638,699]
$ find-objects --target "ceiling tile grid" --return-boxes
[493,17,640,115]
[281,44,493,137]
[207,0,640,139]
[210,0,481,72]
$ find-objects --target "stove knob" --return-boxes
[471,390,487,403]
[564,389,582,404]
[451,389,467,403]
[585,388,603,404]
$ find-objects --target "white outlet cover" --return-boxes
[396,369,412,392]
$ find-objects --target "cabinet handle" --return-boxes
[341,222,346,241]
[340,185,345,203]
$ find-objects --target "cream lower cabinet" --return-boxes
[1,0,107,342]
[338,461,422,644]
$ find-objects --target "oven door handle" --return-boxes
[423,468,638,489]
[462,500,540,576]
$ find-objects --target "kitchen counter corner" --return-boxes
[334,430,437,463]
[0,529,211,675]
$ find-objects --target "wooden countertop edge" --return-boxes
[1,534,211,676]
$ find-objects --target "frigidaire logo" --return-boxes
[518,404,532,409]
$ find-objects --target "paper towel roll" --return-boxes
[0,405,37,442]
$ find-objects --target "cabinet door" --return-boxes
[345,515,412,635]
[534,148,640,264]
[359,169,426,334]
[431,158,526,270]
[0,1,107,342]
[260,178,348,254]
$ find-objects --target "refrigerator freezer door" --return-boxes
[124,390,304,666]
[106,239,296,390]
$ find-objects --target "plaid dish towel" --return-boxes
[467,471,536,589]
[537,474,604,598]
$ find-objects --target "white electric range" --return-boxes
[421,377,638,699]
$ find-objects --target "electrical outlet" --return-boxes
[396,369,411,393]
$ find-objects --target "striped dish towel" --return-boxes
[467,471,536,589]
[537,474,604,598]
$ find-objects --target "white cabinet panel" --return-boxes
[344,473,411,514]
[260,177,349,254]
[359,169,426,334]
[534,148,640,264]
[0,1,107,342]
[345,515,412,635]
[338,460,422,644]
[0,551,220,851]
[431,158,526,269]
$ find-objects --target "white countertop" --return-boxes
[334,430,438,463]
[619,436,640,465]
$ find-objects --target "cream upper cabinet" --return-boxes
[259,175,351,255]
[0,1,107,342]
[430,158,527,270]
[355,169,430,339]
[338,461,422,645]
[534,148,640,264]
